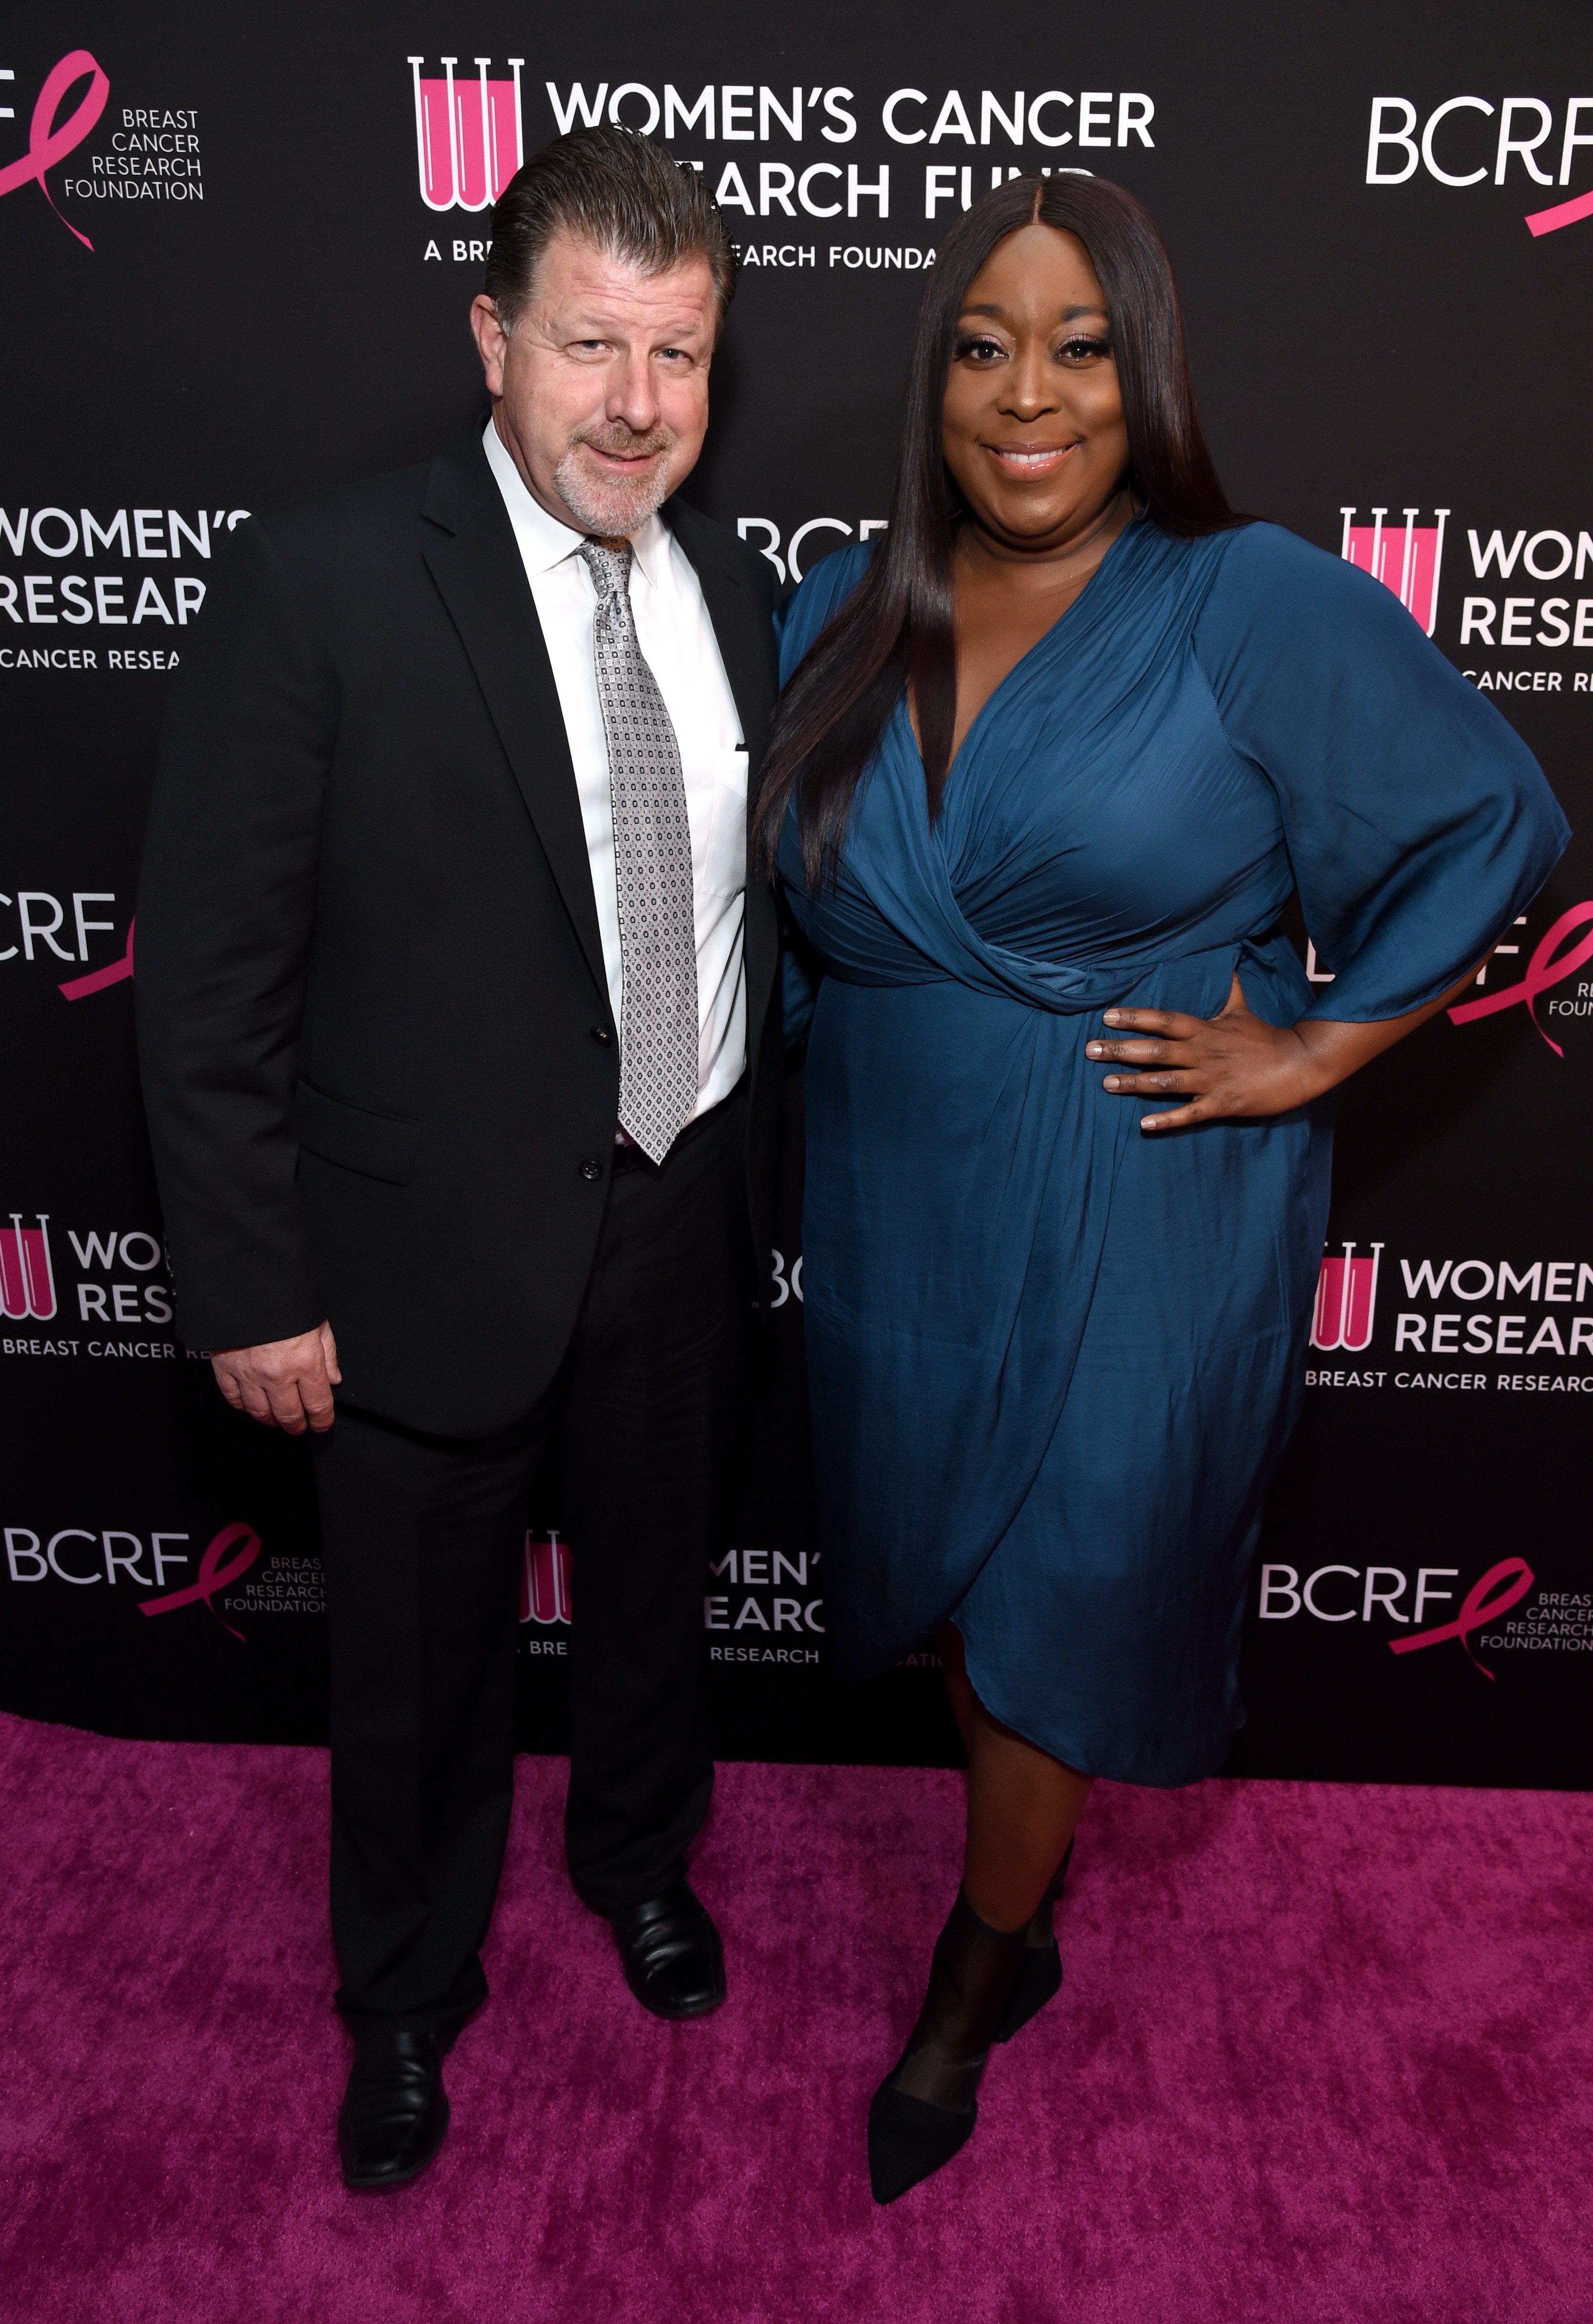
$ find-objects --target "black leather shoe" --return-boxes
[338,2029,450,2190]
[609,1879,726,2019]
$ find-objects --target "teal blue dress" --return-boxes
[777,519,1567,1785]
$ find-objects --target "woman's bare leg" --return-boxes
[940,1623,1093,1931]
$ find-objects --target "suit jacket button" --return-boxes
[590,1026,613,1045]
[579,1158,604,1181]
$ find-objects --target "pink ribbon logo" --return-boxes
[0,51,109,252]
[58,916,134,1001]
[140,1521,262,1643]
[1527,187,1593,239]
[1389,1555,1534,1678]
[1447,903,1593,1059]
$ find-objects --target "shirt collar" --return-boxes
[482,419,672,590]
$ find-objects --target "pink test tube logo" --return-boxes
[408,56,524,212]
[1339,507,1449,636]
[519,1531,573,1625]
[1309,1241,1383,1353]
[0,1214,56,1322]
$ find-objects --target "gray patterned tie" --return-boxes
[578,537,699,1164]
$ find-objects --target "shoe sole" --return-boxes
[624,1976,727,2021]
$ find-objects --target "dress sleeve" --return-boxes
[774,539,876,686]
[780,910,823,1046]
[1191,522,1570,1021]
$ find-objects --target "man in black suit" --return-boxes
[136,128,781,2190]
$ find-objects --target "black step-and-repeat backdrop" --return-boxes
[2,2,1589,1786]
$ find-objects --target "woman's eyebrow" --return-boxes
[957,302,1108,321]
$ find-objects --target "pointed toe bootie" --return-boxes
[994,1837,1074,2044]
[867,1890,1028,2204]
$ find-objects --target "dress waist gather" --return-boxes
[817,925,1299,1017]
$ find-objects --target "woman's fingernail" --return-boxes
[1086,1042,1101,1057]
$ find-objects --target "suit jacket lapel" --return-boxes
[666,498,775,779]
[665,496,781,1070]
[420,435,609,1008]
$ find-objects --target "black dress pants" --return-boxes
[313,1087,752,2033]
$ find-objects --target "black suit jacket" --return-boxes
[136,429,782,1435]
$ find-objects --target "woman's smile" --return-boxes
[983,441,1079,474]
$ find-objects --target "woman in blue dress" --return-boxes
[754,175,1567,2203]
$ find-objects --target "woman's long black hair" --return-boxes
[752,173,1245,886]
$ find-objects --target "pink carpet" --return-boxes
[1,1713,1589,2324]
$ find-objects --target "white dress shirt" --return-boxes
[483,421,748,1124]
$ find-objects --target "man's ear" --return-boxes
[469,295,509,397]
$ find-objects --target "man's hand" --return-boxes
[1085,961,1488,1133]
[212,1321,341,1434]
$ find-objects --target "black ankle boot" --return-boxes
[994,1836,1074,2044]
[867,1890,1028,2204]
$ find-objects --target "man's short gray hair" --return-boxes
[484,125,737,330]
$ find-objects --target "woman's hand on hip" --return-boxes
[1086,973,1322,1131]
[1086,960,1488,1133]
